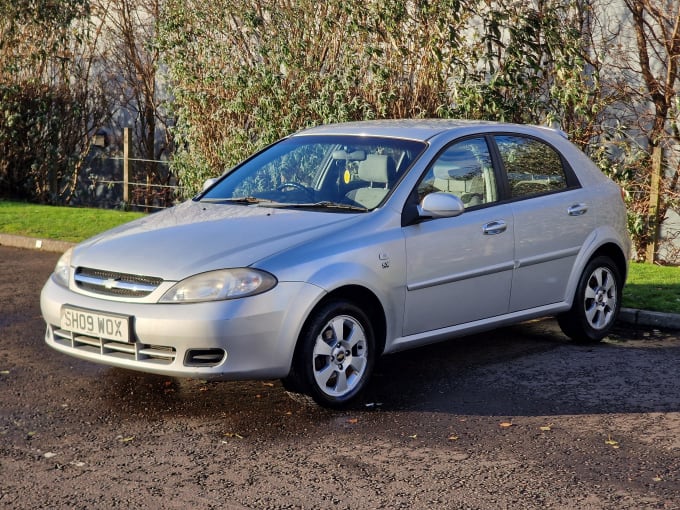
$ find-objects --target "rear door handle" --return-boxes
[568,203,588,216]
[483,220,507,235]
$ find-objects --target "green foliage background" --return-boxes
[0,0,105,204]
[157,0,599,198]
[1,0,678,261]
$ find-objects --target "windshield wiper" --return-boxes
[201,196,273,205]
[268,201,368,212]
[201,197,367,212]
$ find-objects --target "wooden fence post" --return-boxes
[645,145,662,264]
[123,127,131,204]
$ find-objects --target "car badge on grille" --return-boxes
[103,278,120,290]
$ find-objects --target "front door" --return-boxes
[402,137,515,336]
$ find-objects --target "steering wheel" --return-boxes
[276,182,314,198]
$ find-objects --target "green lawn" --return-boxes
[0,200,144,243]
[1,199,678,314]
[624,262,680,314]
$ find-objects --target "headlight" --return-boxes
[159,268,277,303]
[52,247,73,288]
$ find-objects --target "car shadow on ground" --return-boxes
[367,321,680,416]
[98,320,680,422]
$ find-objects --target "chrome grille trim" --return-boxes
[52,327,176,364]
[74,267,163,297]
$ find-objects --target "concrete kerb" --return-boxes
[618,307,680,330]
[2,232,679,331]
[0,233,74,254]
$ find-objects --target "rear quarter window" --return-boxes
[495,135,569,199]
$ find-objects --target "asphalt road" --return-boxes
[1,246,679,509]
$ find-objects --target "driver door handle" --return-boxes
[483,220,507,235]
[568,203,588,216]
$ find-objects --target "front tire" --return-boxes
[285,300,375,409]
[558,256,622,343]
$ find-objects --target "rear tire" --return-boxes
[283,300,375,409]
[558,256,622,343]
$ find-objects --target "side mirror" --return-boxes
[418,192,465,219]
[202,177,219,192]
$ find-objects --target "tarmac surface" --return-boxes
[1,245,679,509]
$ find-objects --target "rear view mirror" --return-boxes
[332,150,366,161]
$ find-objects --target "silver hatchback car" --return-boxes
[41,120,631,408]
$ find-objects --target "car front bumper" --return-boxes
[40,277,324,380]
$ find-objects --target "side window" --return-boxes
[417,137,497,208]
[495,135,568,199]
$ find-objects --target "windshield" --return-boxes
[200,135,427,211]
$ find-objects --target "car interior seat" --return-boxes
[345,154,396,209]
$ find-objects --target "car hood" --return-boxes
[72,200,361,280]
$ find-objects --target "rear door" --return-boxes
[493,134,595,311]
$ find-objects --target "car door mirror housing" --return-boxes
[418,192,465,219]
[202,177,219,192]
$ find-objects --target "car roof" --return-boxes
[294,119,568,143]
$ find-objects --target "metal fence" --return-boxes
[90,157,180,211]
[73,128,181,211]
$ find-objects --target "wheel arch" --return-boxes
[299,285,388,358]
[564,231,629,309]
[327,285,386,356]
[589,242,629,283]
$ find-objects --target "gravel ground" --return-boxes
[1,246,678,509]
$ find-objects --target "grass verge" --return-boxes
[1,200,678,314]
[0,200,144,243]
[623,262,680,315]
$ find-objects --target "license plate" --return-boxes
[60,306,131,343]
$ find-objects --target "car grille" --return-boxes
[74,267,163,298]
[51,326,177,365]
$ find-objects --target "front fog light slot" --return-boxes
[184,348,226,367]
